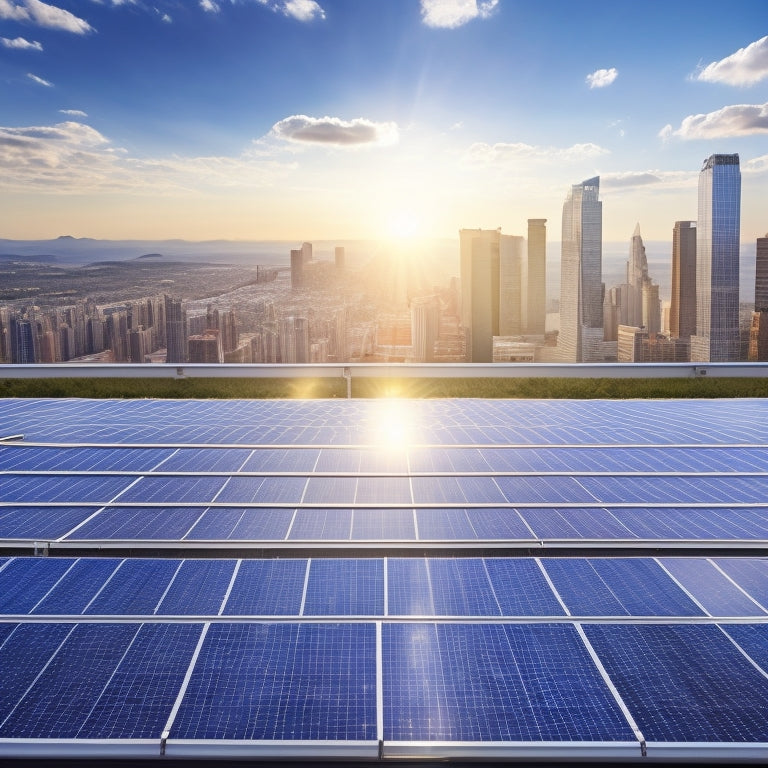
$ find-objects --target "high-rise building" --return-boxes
[410,295,440,362]
[749,234,768,361]
[499,234,525,336]
[460,228,500,362]
[290,249,303,289]
[626,224,661,333]
[670,221,697,340]
[691,154,741,362]
[301,241,313,264]
[526,219,547,335]
[559,176,603,362]
[164,295,188,364]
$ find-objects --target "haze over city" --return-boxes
[2,0,768,243]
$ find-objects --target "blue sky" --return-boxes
[1,0,767,242]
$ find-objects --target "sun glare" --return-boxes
[371,399,415,450]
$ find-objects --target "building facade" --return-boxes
[460,228,500,362]
[670,221,697,341]
[559,176,603,362]
[526,219,547,335]
[690,154,741,362]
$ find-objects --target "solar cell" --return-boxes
[485,558,566,615]
[288,508,353,539]
[185,507,293,540]
[464,508,535,539]
[171,623,377,741]
[584,624,768,742]
[0,506,95,539]
[383,623,636,742]
[31,558,122,615]
[720,625,768,675]
[519,507,636,540]
[155,560,236,615]
[222,559,306,615]
[542,559,705,616]
[83,559,180,615]
[1,474,135,503]
[66,506,204,540]
[0,558,75,613]
[303,559,384,615]
[714,559,768,610]
[351,509,414,539]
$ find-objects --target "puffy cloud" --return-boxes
[420,0,498,29]
[0,0,94,34]
[27,72,52,86]
[282,0,324,22]
[199,0,220,11]
[600,169,696,191]
[660,102,768,140]
[0,120,297,194]
[1,35,42,50]
[272,115,398,146]
[464,140,609,165]
[695,36,768,87]
[744,154,768,175]
[586,67,618,89]
[59,109,88,117]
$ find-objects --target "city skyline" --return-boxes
[1,0,768,242]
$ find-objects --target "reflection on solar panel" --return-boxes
[1,397,768,763]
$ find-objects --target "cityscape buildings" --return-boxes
[690,154,742,362]
[749,234,768,361]
[526,219,547,335]
[559,176,604,362]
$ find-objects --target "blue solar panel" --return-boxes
[118,476,227,503]
[0,446,170,472]
[84,559,180,615]
[496,476,599,504]
[0,558,75,613]
[67,506,204,540]
[0,623,75,721]
[186,507,293,540]
[660,558,768,616]
[2,475,135,503]
[721,624,768,675]
[222,559,306,615]
[464,508,535,539]
[388,558,501,616]
[158,448,253,472]
[0,506,95,539]
[412,476,506,503]
[383,623,635,742]
[289,508,353,539]
[171,623,377,741]
[584,624,768,742]
[355,477,412,504]
[485,558,566,615]
[714,559,768,610]
[304,477,357,504]
[77,623,203,739]
[542,559,705,616]
[216,476,306,503]
[303,559,384,615]
[351,509,414,539]
[415,508,478,539]
[520,507,636,540]
[0,623,139,738]
[610,507,768,540]
[31,558,122,615]
[155,560,237,615]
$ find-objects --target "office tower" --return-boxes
[560,176,603,362]
[499,234,525,336]
[460,228,500,362]
[164,295,188,364]
[335,246,345,270]
[10,317,37,364]
[670,221,697,340]
[290,249,303,289]
[526,219,547,334]
[691,154,741,362]
[301,241,313,264]
[410,295,440,362]
[188,331,223,363]
[626,224,660,333]
[749,234,768,361]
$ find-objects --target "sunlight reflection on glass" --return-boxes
[371,398,415,450]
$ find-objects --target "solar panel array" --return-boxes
[1,397,768,762]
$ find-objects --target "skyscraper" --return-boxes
[691,154,741,362]
[460,228,500,362]
[526,219,547,335]
[670,221,697,340]
[559,176,603,362]
[164,295,188,364]
[626,224,660,333]
[749,234,768,361]
[499,234,525,336]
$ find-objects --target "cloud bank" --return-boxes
[420,0,498,29]
[465,140,609,165]
[695,36,768,87]
[1,35,42,49]
[660,102,768,140]
[586,67,618,89]
[272,115,398,146]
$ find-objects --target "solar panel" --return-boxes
[2,397,768,762]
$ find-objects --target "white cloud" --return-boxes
[282,0,324,22]
[695,36,768,87]
[600,169,697,192]
[1,35,42,50]
[0,0,94,33]
[0,120,297,194]
[744,154,768,175]
[464,140,609,166]
[272,115,399,146]
[27,71,52,86]
[199,0,220,11]
[660,102,768,140]
[420,0,498,29]
[586,67,618,89]
[59,109,88,117]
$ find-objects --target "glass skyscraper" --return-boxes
[559,176,603,362]
[691,154,741,362]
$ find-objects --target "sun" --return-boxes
[386,209,422,240]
